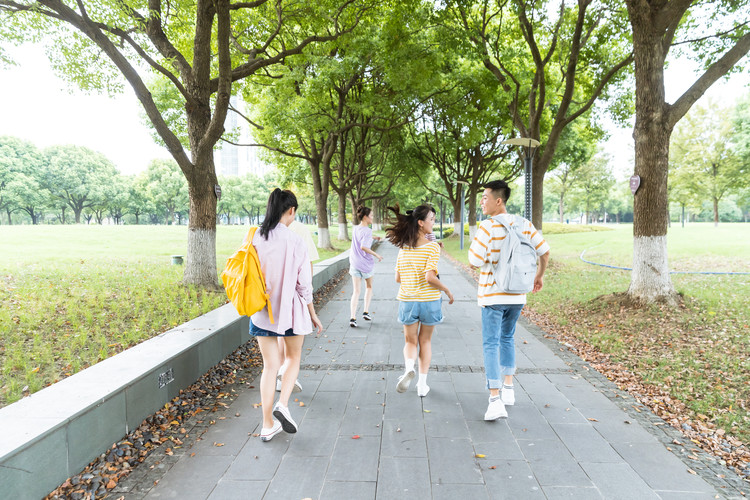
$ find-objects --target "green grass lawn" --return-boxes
[442,222,750,445]
[0,223,351,407]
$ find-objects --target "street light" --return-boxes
[502,138,540,220]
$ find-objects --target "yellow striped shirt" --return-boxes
[396,242,441,301]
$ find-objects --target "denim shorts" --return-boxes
[249,319,296,337]
[398,299,443,326]
[349,266,374,279]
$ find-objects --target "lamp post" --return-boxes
[457,181,468,249]
[502,138,541,221]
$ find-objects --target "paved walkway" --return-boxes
[127,242,743,499]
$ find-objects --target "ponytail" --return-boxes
[260,188,298,239]
[384,204,433,248]
[357,206,372,220]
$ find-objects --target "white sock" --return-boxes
[418,373,428,387]
[405,359,416,373]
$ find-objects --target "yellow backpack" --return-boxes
[221,227,274,322]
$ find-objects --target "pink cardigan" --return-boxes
[249,224,314,335]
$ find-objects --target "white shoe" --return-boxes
[260,420,282,442]
[396,369,416,393]
[417,384,430,397]
[272,402,298,433]
[501,386,515,406]
[276,374,302,393]
[484,397,508,420]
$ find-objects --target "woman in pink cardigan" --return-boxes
[249,189,323,442]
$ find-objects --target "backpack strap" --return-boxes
[244,226,275,324]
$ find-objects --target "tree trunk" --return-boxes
[73,207,83,224]
[713,197,719,226]
[626,5,678,304]
[337,193,349,241]
[559,193,564,223]
[372,198,382,231]
[183,152,219,288]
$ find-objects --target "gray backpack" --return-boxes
[491,214,537,294]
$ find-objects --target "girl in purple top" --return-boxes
[249,189,323,442]
[349,206,382,327]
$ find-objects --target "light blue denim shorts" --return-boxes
[398,299,443,326]
[349,266,374,279]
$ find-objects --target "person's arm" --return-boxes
[395,270,401,283]
[425,270,454,304]
[468,222,491,269]
[361,246,383,261]
[533,251,550,293]
[307,302,323,333]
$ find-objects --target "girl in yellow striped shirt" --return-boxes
[386,204,454,397]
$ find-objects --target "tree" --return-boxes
[567,152,616,224]
[624,0,750,303]
[670,100,746,226]
[0,0,368,286]
[441,0,634,229]
[143,159,188,225]
[0,136,44,224]
[43,145,119,223]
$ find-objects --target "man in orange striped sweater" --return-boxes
[468,180,550,421]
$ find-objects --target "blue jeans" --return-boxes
[481,304,524,389]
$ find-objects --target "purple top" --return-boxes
[250,224,314,335]
[350,225,374,274]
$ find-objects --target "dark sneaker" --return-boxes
[350,318,357,327]
[363,312,372,321]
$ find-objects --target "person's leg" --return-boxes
[276,337,287,389]
[363,276,374,315]
[499,305,523,405]
[498,305,523,381]
[256,336,282,429]
[481,305,503,397]
[416,324,435,395]
[397,322,419,392]
[278,335,305,407]
[350,276,362,320]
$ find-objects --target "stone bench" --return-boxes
[0,249,351,499]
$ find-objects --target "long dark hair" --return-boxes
[260,188,298,239]
[385,204,434,248]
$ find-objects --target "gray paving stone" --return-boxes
[305,391,350,419]
[380,418,427,458]
[579,462,660,500]
[583,408,659,443]
[517,439,594,487]
[450,372,486,393]
[265,456,328,499]
[318,371,358,392]
[482,459,545,500]
[541,486,604,499]
[206,479,268,500]
[376,457,431,500]
[611,442,719,493]
[654,492,721,500]
[427,437,484,484]
[188,417,254,456]
[327,435,381,481]
[223,433,290,481]
[432,483,489,500]
[144,455,232,499]
[321,480,377,500]
[551,423,623,462]
[339,404,384,437]
[506,405,558,440]
[286,417,340,457]
[424,417,470,439]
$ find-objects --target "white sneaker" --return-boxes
[276,374,302,393]
[501,386,515,406]
[396,369,416,393]
[484,397,508,420]
[272,402,298,433]
[417,384,430,397]
[260,420,282,442]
